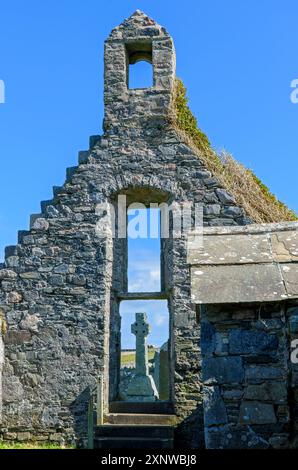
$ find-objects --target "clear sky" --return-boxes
[1,0,298,261]
[0,1,297,345]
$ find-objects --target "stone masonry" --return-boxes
[1,10,294,449]
[188,222,298,448]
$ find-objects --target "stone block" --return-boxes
[282,264,298,297]
[19,271,40,280]
[6,291,23,304]
[17,432,31,441]
[191,264,285,304]
[203,204,221,216]
[215,189,236,205]
[244,382,287,403]
[202,356,244,385]
[276,405,290,423]
[229,329,278,354]
[239,401,276,424]
[188,233,271,265]
[205,424,269,449]
[0,269,17,280]
[289,312,298,334]
[245,366,286,382]
[4,432,17,440]
[49,274,64,286]
[222,206,243,218]
[49,433,64,442]
[5,330,32,344]
[204,386,227,426]
[201,321,216,355]
[269,433,289,449]
[53,264,70,274]
[32,218,49,231]
[271,231,298,262]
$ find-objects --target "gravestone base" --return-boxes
[125,375,159,402]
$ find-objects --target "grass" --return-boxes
[169,78,298,223]
[0,441,72,449]
[121,349,156,366]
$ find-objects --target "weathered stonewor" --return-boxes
[0,10,252,448]
[188,222,298,448]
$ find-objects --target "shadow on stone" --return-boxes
[69,387,91,448]
[174,403,205,449]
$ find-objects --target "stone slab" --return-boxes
[271,231,298,262]
[191,264,285,304]
[188,233,272,265]
[281,263,298,297]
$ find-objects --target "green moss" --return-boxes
[173,78,211,153]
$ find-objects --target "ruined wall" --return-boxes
[0,128,248,447]
[288,301,298,445]
[0,10,252,448]
[0,314,4,422]
[189,222,298,448]
[201,302,297,449]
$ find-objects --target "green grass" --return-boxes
[121,349,156,366]
[0,441,71,449]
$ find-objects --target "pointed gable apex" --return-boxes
[108,10,170,40]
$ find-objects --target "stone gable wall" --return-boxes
[0,10,252,448]
[0,127,249,446]
[189,222,298,448]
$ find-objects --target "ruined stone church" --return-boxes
[0,11,298,449]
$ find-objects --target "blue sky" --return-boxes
[1,1,298,346]
[1,0,298,262]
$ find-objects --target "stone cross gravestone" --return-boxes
[125,312,159,401]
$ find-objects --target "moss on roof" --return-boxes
[170,78,297,223]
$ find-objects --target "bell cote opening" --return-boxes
[126,42,153,89]
[103,11,176,138]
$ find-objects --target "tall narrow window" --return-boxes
[127,207,161,293]
[115,203,170,403]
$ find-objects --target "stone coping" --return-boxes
[188,222,298,304]
[191,221,298,236]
